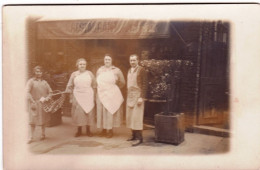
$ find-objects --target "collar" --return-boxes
[130,65,139,73]
[76,70,87,75]
[33,77,43,81]
[101,65,116,70]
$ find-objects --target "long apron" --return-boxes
[96,70,124,114]
[27,79,51,126]
[72,72,95,126]
[126,68,144,130]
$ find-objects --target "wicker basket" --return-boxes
[154,113,185,145]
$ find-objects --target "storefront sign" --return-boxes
[37,19,170,39]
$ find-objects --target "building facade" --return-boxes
[26,18,230,135]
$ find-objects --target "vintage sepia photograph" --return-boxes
[3,4,260,169]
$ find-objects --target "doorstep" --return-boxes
[143,124,155,130]
[192,125,230,137]
[145,124,230,138]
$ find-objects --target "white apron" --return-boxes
[97,70,124,114]
[126,67,144,130]
[73,72,94,114]
[127,67,141,108]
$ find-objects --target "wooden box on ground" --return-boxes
[61,96,72,117]
[62,106,71,117]
[45,109,62,127]
[154,113,185,145]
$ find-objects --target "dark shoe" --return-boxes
[75,127,82,137]
[106,130,113,138]
[86,126,93,137]
[98,129,106,137]
[40,135,45,140]
[27,138,33,144]
[132,130,143,146]
[127,136,135,141]
[132,139,143,147]
[87,132,93,137]
[75,132,81,137]
[127,130,136,141]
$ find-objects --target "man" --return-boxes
[126,54,147,146]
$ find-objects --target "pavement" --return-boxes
[28,116,229,155]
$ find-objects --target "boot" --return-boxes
[75,127,82,137]
[127,130,136,141]
[40,134,46,141]
[86,126,93,137]
[106,129,113,138]
[40,125,46,140]
[27,137,33,144]
[28,125,35,144]
[98,129,106,137]
[132,130,143,147]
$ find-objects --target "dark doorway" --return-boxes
[198,22,230,129]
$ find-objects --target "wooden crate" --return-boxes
[45,109,62,127]
[62,106,72,117]
[154,113,185,145]
[61,95,72,117]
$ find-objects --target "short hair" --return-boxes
[129,54,139,60]
[76,58,87,67]
[33,65,43,72]
[104,54,113,60]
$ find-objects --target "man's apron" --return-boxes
[127,87,141,108]
[97,70,124,114]
[126,67,144,130]
[73,72,94,114]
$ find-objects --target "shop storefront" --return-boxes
[27,18,229,134]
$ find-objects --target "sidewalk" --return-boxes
[29,117,229,155]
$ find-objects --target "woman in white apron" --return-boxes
[96,54,125,138]
[66,58,96,137]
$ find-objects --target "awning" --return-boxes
[37,19,170,39]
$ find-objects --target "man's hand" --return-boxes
[137,98,143,105]
[30,98,36,104]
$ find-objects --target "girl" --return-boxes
[26,66,52,144]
